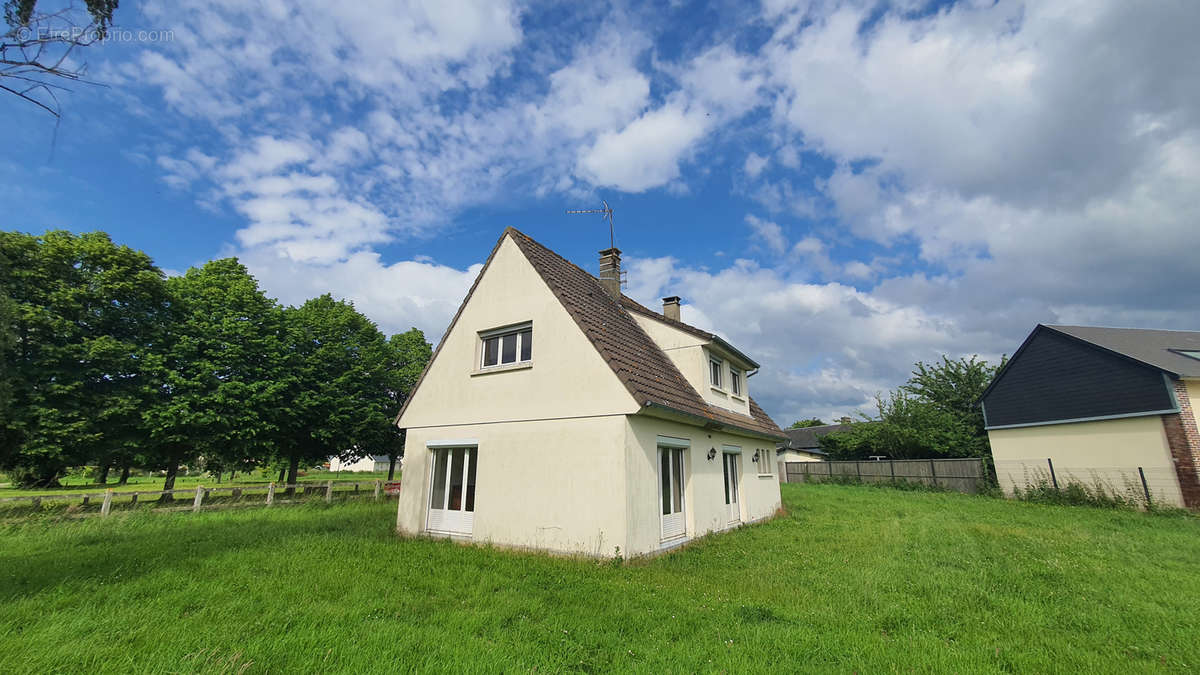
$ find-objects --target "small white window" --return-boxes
[709,358,723,388]
[481,323,532,368]
[730,369,742,396]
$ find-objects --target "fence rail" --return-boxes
[780,458,986,494]
[993,459,1182,508]
[0,479,402,519]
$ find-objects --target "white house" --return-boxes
[394,228,786,556]
[329,455,394,473]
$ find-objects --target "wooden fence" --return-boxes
[0,479,402,519]
[780,458,987,494]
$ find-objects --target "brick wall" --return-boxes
[1162,379,1200,508]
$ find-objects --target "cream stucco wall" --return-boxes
[989,415,1184,507]
[628,312,752,417]
[623,415,782,556]
[397,417,629,556]
[398,236,639,429]
[777,449,824,463]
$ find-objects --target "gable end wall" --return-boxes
[983,329,1175,428]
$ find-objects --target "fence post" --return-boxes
[101,489,113,517]
[374,480,382,500]
[1047,458,1058,489]
[192,486,205,513]
[856,461,862,482]
[130,493,138,506]
[325,480,333,503]
[1138,467,1152,507]
[890,460,896,483]
[266,482,275,506]
[929,459,937,488]
[232,488,242,500]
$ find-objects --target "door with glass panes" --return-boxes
[659,447,686,540]
[722,451,740,524]
[426,447,477,535]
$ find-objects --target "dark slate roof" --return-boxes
[397,228,785,441]
[780,423,850,451]
[1046,325,1200,378]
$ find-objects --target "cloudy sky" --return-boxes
[4,0,1199,426]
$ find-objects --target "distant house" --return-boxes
[329,455,393,473]
[777,424,848,463]
[980,324,1200,508]
[394,228,786,556]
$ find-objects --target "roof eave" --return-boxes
[640,401,786,441]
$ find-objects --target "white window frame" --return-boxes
[709,356,723,389]
[479,322,532,369]
[729,368,742,396]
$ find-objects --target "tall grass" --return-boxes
[2,483,1198,672]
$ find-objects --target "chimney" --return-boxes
[598,247,622,299]
[839,416,852,425]
[662,296,681,322]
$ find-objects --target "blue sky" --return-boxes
[4,0,1199,425]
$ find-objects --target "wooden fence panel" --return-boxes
[782,458,986,495]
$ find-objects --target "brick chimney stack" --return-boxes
[598,248,622,299]
[662,296,681,321]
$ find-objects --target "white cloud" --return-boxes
[578,103,710,192]
[745,214,787,255]
[743,152,768,178]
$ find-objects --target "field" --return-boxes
[2,483,1198,673]
[0,470,396,499]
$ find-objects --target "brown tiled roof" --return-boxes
[506,228,784,440]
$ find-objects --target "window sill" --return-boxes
[709,386,728,396]
[757,473,774,478]
[729,393,745,402]
[471,362,533,376]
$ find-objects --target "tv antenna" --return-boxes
[565,200,615,249]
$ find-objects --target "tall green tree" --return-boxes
[274,295,394,492]
[0,231,169,487]
[789,418,826,429]
[143,258,288,497]
[819,355,1005,461]
[379,329,432,480]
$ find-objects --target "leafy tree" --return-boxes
[274,295,393,493]
[819,355,1005,461]
[378,329,431,479]
[788,418,826,429]
[3,0,120,116]
[143,258,288,498]
[0,230,168,487]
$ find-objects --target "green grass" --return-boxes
[2,483,1197,673]
[0,471,396,498]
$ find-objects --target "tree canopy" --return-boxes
[788,418,826,428]
[0,229,431,489]
[818,355,1005,461]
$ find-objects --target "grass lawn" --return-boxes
[2,483,1197,673]
[0,471,397,499]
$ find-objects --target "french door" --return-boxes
[427,447,477,535]
[659,447,686,540]
[723,452,740,524]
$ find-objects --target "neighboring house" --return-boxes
[777,424,846,464]
[394,228,786,556]
[980,324,1200,508]
[329,455,394,473]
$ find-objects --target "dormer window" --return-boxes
[481,322,532,368]
[730,369,742,396]
[709,357,723,388]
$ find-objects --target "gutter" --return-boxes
[640,400,786,442]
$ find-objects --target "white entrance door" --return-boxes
[659,447,686,540]
[427,447,477,535]
[723,452,740,524]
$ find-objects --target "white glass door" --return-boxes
[723,452,740,524]
[659,447,686,540]
[427,447,477,535]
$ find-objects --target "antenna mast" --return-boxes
[565,199,615,249]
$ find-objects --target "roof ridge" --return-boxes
[1049,323,1200,334]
